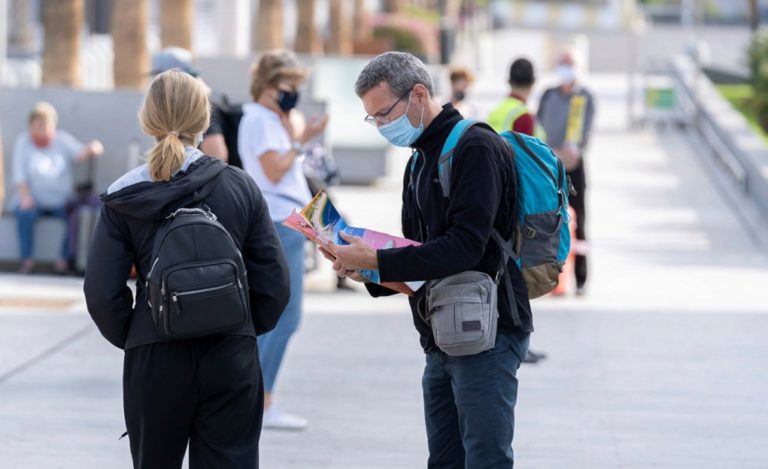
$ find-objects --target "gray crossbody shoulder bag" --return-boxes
[423,230,521,357]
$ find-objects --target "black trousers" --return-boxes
[123,335,263,469]
[567,163,588,288]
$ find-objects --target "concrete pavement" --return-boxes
[1,74,768,468]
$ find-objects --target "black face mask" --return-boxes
[453,90,466,102]
[276,90,300,112]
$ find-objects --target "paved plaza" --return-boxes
[1,76,768,468]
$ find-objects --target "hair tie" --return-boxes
[168,131,179,138]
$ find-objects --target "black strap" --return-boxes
[485,129,522,328]
[491,228,518,263]
[490,229,522,327]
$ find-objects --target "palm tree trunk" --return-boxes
[327,0,352,56]
[112,0,149,88]
[160,0,194,51]
[749,0,759,32]
[42,0,83,87]
[383,0,407,14]
[295,0,321,54]
[443,0,462,19]
[9,0,36,52]
[353,0,372,42]
[252,0,283,52]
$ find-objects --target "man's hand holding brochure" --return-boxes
[282,192,424,295]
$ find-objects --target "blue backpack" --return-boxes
[437,119,572,299]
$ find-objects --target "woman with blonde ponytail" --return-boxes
[139,69,211,181]
[85,69,290,468]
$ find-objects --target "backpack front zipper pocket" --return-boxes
[172,282,238,303]
[167,280,246,336]
[157,258,249,337]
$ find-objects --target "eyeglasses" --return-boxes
[363,90,411,126]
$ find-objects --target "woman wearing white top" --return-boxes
[238,50,328,430]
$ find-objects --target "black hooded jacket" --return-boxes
[367,105,533,352]
[84,156,290,350]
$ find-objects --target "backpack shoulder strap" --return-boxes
[490,228,521,327]
[437,119,480,198]
[438,121,523,326]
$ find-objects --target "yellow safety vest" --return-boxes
[487,96,547,140]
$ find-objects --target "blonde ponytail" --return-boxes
[139,70,210,181]
[147,132,186,181]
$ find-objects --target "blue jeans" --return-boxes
[15,205,69,260]
[258,223,305,393]
[423,332,530,469]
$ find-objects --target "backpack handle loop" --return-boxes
[167,206,217,221]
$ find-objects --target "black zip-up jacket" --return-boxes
[84,156,290,350]
[367,105,533,352]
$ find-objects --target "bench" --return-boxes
[0,215,67,263]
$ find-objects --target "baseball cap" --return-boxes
[151,47,200,77]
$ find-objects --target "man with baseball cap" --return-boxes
[150,47,201,77]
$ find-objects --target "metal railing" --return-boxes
[669,60,749,194]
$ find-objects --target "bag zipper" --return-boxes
[410,150,429,242]
[172,282,235,302]
[147,257,159,280]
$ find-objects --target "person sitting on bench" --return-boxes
[11,102,103,274]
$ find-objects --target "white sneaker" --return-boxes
[262,406,308,431]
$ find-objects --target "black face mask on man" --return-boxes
[453,90,466,102]
[276,89,300,112]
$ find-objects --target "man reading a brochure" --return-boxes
[321,52,533,468]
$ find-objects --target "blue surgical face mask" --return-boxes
[377,93,424,147]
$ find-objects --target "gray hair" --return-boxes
[354,52,434,98]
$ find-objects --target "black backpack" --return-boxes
[146,203,250,338]
[214,96,244,169]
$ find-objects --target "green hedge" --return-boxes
[748,29,768,131]
[717,84,768,143]
[373,26,426,60]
